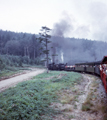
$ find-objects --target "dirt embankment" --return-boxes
[0,68,46,93]
[50,73,107,120]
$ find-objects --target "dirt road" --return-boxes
[0,68,46,92]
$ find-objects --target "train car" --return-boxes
[75,62,95,74]
[48,56,107,93]
[75,61,101,75]
[94,66,100,75]
[100,56,107,93]
[75,66,85,72]
[85,61,101,75]
[94,61,101,76]
[75,63,86,72]
[86,62,94,73]
[75,58,107,93]
[65,65,75,71]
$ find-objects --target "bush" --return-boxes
[0,57,6,70]
[0,55,42,70]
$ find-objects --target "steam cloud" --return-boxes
[50,10,107,64]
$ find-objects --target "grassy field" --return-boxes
[0,71,82,120]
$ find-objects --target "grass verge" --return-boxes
[0,71,82,120]
[0,65,44,80]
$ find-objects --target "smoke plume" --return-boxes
[49,11,106,64]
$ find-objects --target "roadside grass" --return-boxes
[22,64,46,69]
[0,71,82,120]
[0,65,44,80]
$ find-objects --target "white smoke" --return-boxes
[61,51,64,63]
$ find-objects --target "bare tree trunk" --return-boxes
[24,47,26,56]
[46,53,48,73]
[6,48,8,55]
[46,39,48,73]
[45,54,47,67]
[33,47,35,60]
[26,46,29,58]
[0,48,1,55]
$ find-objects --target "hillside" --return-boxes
[0,29,107,65]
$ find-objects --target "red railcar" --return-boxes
[100,56,107,93]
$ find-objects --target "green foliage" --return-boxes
[0,81,59,120]
[0,71,82,120]
[82,98,94,111]
[0,59,6,70]
[82,104,92,111]
[0,30,42,61]
[0,55,42,71]
[39,26,51,69]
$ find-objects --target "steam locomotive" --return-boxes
[48,56,107,93]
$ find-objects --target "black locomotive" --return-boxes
[48,63,65,70]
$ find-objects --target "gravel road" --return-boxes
[0,68,46,92]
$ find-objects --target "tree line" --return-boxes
[0,27,52,71]
[0,30,41,59]
[0,28,107,71]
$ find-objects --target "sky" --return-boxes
[0,0,107,41]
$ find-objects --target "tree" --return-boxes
[51,43,58,63]
[39,26,51,73]
[5,40,20,55]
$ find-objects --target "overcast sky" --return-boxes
[0,0,107,41]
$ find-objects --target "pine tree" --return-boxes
[39,26,51,73]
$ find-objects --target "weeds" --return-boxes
[68,115,75,119]
[60,95,74,104]
[82,101,93,111]
[0,71,82,120]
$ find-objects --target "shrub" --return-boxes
[0,55,42,71]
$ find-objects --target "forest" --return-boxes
[0,29,107,70]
